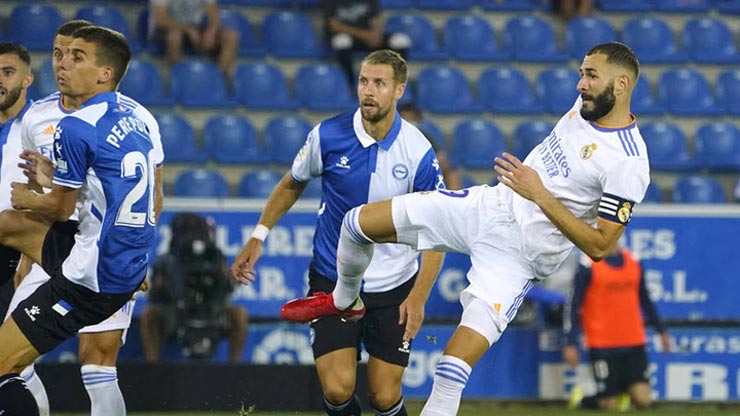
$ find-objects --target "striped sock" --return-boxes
[421,355,472,416]
[323,394,361,416]
[81,365,126,416]
[373,396,407,416]
[21,365,49,416]
[334,206,374,310]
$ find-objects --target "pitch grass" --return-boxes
[58,400,740,415]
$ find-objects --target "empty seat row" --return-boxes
[172,168,737,204]
[7,4,740,65]
[76,57,740,117]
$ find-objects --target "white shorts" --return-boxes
[5,263,134,344]
[391,185,535,344]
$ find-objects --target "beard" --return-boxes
[580,82,616,121]
[0,85,22,112]
[361,103,391,123]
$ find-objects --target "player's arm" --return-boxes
[10,182,79,222]
[154,166,164,223]
[638,264,671,352]
[494,152,623,261]
[562,264,591,366]
[13,255,32,289]
[399,249,444,341]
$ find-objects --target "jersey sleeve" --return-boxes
[413,147,446,191]
[20,112,34,151]
[291,125,323,182]
[598,157,649,226]
[52,117,94,189]
[134,104,164,166]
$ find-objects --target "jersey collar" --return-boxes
[79,91,119,109]
[0,99,32,129]
[589,114,637,133]
[352,109,402,150]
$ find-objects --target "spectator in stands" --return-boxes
[319,0,411,86]
[398,102,463,190]
[141,213,248,363]
[148,0,239,77]
[552,0,593,21]
[563,245,671,411]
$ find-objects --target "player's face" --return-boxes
[0,53,29,111]
[358,63,403,123]
[52,34,74,82]
[56,38,107,98]
[577,53,617,121]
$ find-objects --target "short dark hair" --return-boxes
[361,49,408,84]
[56,19,93,37]
[72,26,131,86]
[0,43,31,67]
[586,42,640,81]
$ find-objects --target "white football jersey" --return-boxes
[507,97,650,278]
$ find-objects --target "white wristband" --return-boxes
[251,224,270,241]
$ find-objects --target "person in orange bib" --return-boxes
[563,245,671,411]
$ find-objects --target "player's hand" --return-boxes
[184,26,203,51]
[137,279,150,292]
[328,17,345,33]
[19,150,54,188]
[562,345,580,367]
[10,182,34,210]
[494,152,547,202]
[230,238,262,285]
[399,292,425,342]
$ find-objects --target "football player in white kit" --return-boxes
[279,42,649,415]
[2,21,163,416]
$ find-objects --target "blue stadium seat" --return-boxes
[265,116,312,166]
[417,0,474,10]
[512,120,554,160]
[203,115,262,164]
[170,60,235,108]
[537,68,580,115]
[621,17,688,64]
[418,119,445,149]
[504,17,568,62]
[673,176,727,204]
[34,59,56,99]
[694,122,740,172]
[75,6,140,53]
[682,18,740,64]
[596,0,652,12]
[642,182,663,203]
[380,0,416,8]
[655,0,710,12]
[443,15,509,62]
[386,15,448,60]
[632,75,665,116]
[717,70,740,116]
[478,0,539,11]
[715,0,740,14]
[233,62,299,110]
[119,60,174,107]
[639,122,696,171]
[154,113,206,163]
[417,66,483,114]
[9,4,63,51]
[174,169,230,198]
[565,17,617,59]
[452,119,506,169]
[479,67,541,115]
[239,170,283,198]
[219,9,266,57]
[262,11,323,58]
[294,64,355,111]
[658,69,721,116]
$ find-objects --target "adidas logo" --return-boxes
[42,124,55,135]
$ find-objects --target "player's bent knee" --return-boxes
[368,389,401,411]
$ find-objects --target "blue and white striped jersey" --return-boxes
[0,101,32,211]
[52,92,159,294]
[292,109,445,292]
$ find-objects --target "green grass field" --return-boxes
[57,400,740,415]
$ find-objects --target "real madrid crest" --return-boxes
[617,202,632,224]
[579,143,597,160]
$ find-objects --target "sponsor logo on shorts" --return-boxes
[398,339,411,354]
[24,305,41,322]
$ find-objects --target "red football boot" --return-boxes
[280,292,365,323]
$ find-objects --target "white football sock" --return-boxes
[81,364,126,416]
[21,364,49,416]
[421,355,472,416]
[334,206,374,310]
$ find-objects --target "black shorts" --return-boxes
[589,345,649,398]
[308,268,415,367]
[11,221,138,354]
